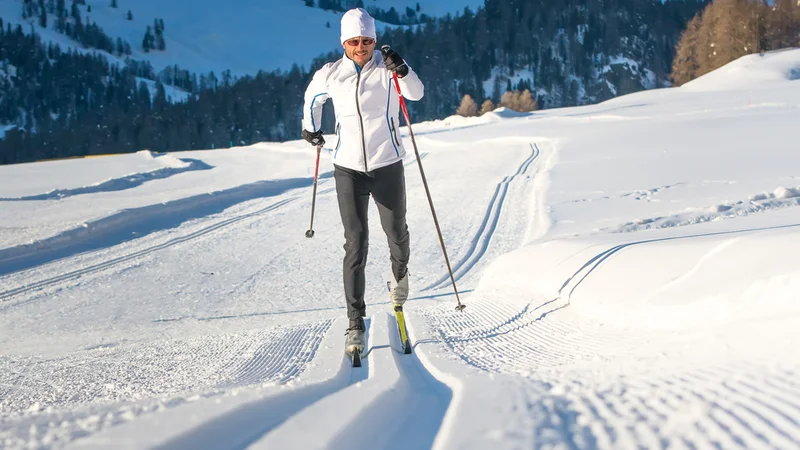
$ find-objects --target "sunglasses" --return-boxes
[345,37,376,47]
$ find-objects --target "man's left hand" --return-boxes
[381,47,409,78]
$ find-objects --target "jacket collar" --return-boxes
[341,50,378,75]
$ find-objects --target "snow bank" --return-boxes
[477,219,800,331]
[682,48,800,91]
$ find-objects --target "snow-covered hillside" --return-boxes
[1,49,799,449]
[0,0,483,76]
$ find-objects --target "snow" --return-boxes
[683,48,800,91]
[135,78,190,103]
[0,124,13,138]
[482,67,537,100]
[0,0,483,76]
[2,49,800,449]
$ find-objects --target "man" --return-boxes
[301,8,424,355]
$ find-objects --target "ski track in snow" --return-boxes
[0,149,452,449]
[424,143,541,291]
[0,174,334,277]
[246,313,451,450]
[558,222,800,303]
[0,195,305,307]
[0,151,427,293]
[420,295,800,449]
[80,314,452,450]
[0,321,331,449]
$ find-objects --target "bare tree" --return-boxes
[518,89,538,112]
[671,13,703,85]
[500,89,538,112]
[456,94,478,117]
[767,0,800,49]
[670,0,794,85]
[479,99,495,116]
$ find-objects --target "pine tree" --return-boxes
[111,0,118,8]
[39,9,48,28]
[142,25,154,52]
[456,94,478,117]
[127,10,133,20]
[154,19,166,50]
[56,0,66,31]
[70,0,83,39]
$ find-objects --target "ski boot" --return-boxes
[388,271,409,307]
[345,317,366,367]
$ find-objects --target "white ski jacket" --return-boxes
[303,51,424,173]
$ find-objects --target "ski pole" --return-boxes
[382,46,466,312]
[305,144,322,238]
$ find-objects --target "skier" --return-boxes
[301,8,424,357]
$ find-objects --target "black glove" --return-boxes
[302,129,325,146]
[381,46,409,78]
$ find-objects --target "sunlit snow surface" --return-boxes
[1,50,800,449]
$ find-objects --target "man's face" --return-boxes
[343,36,376,67]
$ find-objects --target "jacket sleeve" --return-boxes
[302,66,330,132]
[397,65,424,101]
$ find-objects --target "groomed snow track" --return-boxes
[70,315,454,450]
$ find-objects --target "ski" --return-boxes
[348,349,362,367]
[394,305,412,354]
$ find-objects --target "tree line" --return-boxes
[671,0,800,85]
[311,1,427,25]
[22,0,132,56]
[2,0,708,165]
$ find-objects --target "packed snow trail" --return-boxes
[249,313,451,450]
[424,142,541,290]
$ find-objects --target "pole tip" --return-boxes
[305,230,315,238]
[455,304,466,312]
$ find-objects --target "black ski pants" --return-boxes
[334,160,410,320]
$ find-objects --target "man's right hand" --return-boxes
[302,129,325,147]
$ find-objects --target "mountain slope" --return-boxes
[0,0,483,76]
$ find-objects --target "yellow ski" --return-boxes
[393,305,412,354]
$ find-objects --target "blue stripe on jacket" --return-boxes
[309,93,327,132]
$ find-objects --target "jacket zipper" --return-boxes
[354,68,368,172]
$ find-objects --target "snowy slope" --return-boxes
[1,50,800,449]
[0,0,483,76]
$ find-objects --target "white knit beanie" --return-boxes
[340,8,376,44]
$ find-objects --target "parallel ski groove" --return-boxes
[0,321,334,448]
[248,313,451,450]
[421,292,800,449]
[0,197,299,303]
[424,143,540,290]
